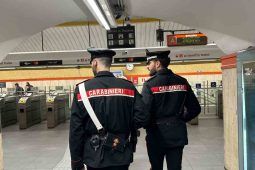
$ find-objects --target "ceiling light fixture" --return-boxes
[83,0,117,30]
[83,0,110,30]
[98,0,117,28]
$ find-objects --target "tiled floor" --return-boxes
[2,118,224,170]
[2,121,69,170]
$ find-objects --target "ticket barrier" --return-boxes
[64,94,70,120]
[216,89,223,119]
[0,95,4,118]
[0,97,3,121]
[0,94,18,128]
[46,94,68,128]
[39,94,47,120]
[18,94,42,129]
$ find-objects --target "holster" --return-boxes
[103,133,127,152]
[90,134,104,151]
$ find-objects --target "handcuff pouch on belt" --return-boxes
[90,132,127,152]
[103,132,127,152]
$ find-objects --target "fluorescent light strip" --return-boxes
[241,66,248,170]
[206,43,217,46]
[98,0,117,27]
[83,0,110,30]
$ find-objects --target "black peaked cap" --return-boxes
[146,50,171,63]
[87,48,116,63]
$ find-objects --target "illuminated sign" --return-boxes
[167,33,207,46]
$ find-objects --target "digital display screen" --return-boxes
[107,26,136,49]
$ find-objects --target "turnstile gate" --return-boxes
[46,94,68,128]
[39,94,47,120]
[18,95,42,129]
[0,95,18,128]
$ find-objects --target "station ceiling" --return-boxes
[12,21,210,52]
[0,0,254,61]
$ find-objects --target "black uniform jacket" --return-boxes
[141,68,201,147]
[69,71,149,169]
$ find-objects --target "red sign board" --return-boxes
[167,33,207,46]
[133,77,138,85]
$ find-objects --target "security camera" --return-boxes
[115,14,122,19]
[122,51,128,55]
[124,16,130,21]
[124,16,131,26]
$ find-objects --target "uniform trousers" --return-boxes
[87,165,129,170]
[146,135,184,170]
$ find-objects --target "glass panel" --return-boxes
[242,61,255,169]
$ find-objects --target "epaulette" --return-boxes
[145,75,157,82]
[75,79,90,86]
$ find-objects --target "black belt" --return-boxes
[88,132,129,139]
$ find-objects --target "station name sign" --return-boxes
[107,26,136,49]
[167,33,207,46]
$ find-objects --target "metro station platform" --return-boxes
[2,118,223,170]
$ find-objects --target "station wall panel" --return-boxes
[222,68,238,170]
[0,62,222,91]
